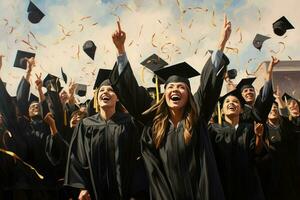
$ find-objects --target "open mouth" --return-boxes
[101,95,111,102]
[227,104,237,111]
[170,94,181,101]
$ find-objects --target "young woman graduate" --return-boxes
[208,89,267,200]
[64,78,149,200]
[109,17,231,200]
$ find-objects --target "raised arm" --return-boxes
[194,15,231,123]
[110,21,153,121]
[252,56,279,122]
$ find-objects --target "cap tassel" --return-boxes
[217,102,222,125]
[155,75,160,103]
[93,90,99,113]
[63,110,67,126]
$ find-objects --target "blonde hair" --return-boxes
[143,86,198,149]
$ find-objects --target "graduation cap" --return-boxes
[235,77,256,92]
[43,74,63,92]
[219,89,246,109]
[75,84,87,97]
[141,54,168,72]
[252,34,271,50]
[273,16,294,36]
[61,67,67,84]
[29,93,39,103]
[281,93,299,104]
[154,62,200,88]
[83,40,97,60]
[27,1,45,24]
[227,69,237,79]
[93,69,111,90]
[13,50,35,69]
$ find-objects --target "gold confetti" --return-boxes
[138,25,143,38]
[257,9,261,21]
[92,22,98,26]
[77,45,80,60]
[3,18,8,26]
[288,56,292,60]
[120,3,133,12]
[238,31,243,43]
[80,16,92,21]
[128,40,134,47]
[8,26,14,34]
[189,19,194,29]
[78,24,84,32]
[211,10,216,27]
[225,47,239,54]
[151,33,158,48]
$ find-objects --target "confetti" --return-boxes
[128,40,134,47]
[78,24,84,32]
[211,10,216,27]
[151,33,158,48]
[225,47,239,54]
[80,16,92,21]
[138,25,143,38]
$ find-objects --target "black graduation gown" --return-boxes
[208,121,265,200]
[0,78,28,191]
[110,53,229,200]
[240,81,274,124]
[64,113,148,200]
[256,117,298,200]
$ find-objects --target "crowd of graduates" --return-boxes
[1,10,300,200]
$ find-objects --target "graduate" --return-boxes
[236,56,279,124]
[64,77,149,200]
[208,89,266,200]
[255,90,298,200]
[109,16,231,199]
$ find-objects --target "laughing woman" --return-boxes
[109,17,231,200]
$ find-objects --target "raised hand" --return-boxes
[265,56,280,81]
[254,122,264,138]
[26,57,35,73]
[112,21,126,54]
[78,190,91,200]
[35,73,43,91]
[218,14,232,51]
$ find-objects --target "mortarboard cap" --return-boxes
[83,40,97,60]
[281,93,299,103]
[154,62,200,88]
[27,1,45,24]
[273,16,295,36]
[219,89,246,109]
[227,69,237,79]
[43,74,63,92]
[75,84,87,97]
[236,77,256,92]
[253,34,271,50]
[140,54,168,72]
[13,50,35,69]
[29,93,39,103]
[93,69,111,90]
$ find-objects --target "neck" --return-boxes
[99,106,116,121]
[169,109,184,128]
[224,114,239,127]
[268,118,279,126]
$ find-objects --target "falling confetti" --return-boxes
[78,24,84,32]
[138,25,143,38]
[151,33,158,48]
[211,10,216,27]
[80,16,92,21]
[128,40,134,46]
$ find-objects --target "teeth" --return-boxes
[171,94,180,101]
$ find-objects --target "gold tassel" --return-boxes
[0,148,44,179]
[93,89,99,113]
[155,75,160,103]
[63,110,67,126]
[217,101,222,125]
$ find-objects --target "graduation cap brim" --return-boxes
[27,1,45,24]
[236,77,256,92]
[13,50,36,69]
[93,69,111,90]
[141,54,168,72]
[29,93,39,103]
[273,16,295,36]
[219,89,246,109]
[83,40,97,60]
[252,34,271,50]
[154,62,200,82]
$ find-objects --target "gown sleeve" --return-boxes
[16,77,30,116]
[193,52,230,123]
[110,61,154,123]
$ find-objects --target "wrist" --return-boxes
[117,46,125,55]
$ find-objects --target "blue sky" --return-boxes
[0,0,298,100]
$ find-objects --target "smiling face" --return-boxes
[59,90,69,104]
[165,82,189,112]
[97,85,119,110]
[241,87,256,105]
[222,95,242,117]
[287,99,300,117]
[28,102,40,118]
[268,103,279,120]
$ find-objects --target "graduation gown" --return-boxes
[64,113,148,200]
[256,117,298,200]
[110,53,229,200]
[208,121,265,200]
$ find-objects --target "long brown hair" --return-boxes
[143,86,198,149]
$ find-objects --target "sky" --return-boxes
[0,0,299,101]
